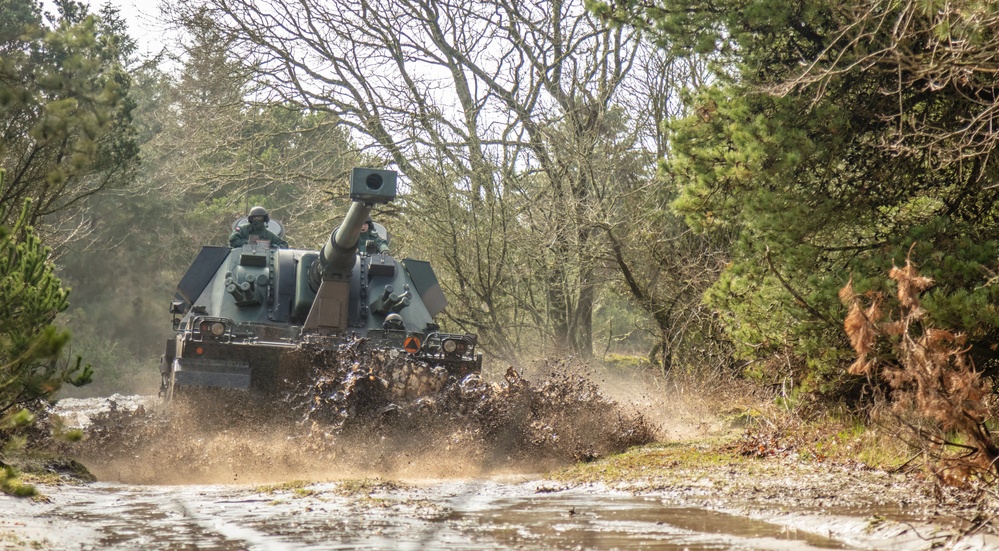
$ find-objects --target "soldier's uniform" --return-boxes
[357,218,389,254]
[229,205,289,248]
[229,224,288,248]
[357,228,389,254]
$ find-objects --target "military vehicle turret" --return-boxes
[160,168,481,399]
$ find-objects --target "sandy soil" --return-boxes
[4,385,997,550]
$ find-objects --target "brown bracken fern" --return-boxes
[840,249,999,483]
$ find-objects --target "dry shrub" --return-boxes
[840,249,999,483]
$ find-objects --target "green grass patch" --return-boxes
[256,480,312,494]
[335,477,404,496]
[0,453,95,497]
[549,441,750,486]
[0,529,46,549]
[0,466,37,497]
[781,415,913,471]
[549,408,923,490]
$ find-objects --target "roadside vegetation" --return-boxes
[3,0,999,503]
[0,171,92,496]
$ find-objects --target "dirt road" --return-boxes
[3,392,997,550]
[5,475,989,550]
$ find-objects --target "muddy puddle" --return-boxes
[9,474,996,550]
[5,367,997,550]
[0,478,883,550]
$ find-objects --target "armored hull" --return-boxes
[160,168,480,398]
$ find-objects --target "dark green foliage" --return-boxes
[0,187,91,416]
[597,0,999,392]
[0,176,91,497]
[0,0,138,229]
[0,465,36,497]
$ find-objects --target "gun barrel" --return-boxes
[311,168,397,286]
[318,201,374,276]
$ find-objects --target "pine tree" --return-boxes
[598,0,999,391]
[0,170,91,417]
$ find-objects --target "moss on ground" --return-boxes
[335,477,404,496]
[2,452,95,497]
[256,480,312,494]
[548,440,761,488]
[551,442,724,482]
[547,411,932,499]
[0,529,47,549]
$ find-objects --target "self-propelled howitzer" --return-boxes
[160,168,481,399]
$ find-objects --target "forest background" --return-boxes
[3,0,999,453]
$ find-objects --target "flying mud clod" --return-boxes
[75,348,656,483]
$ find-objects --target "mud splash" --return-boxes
[71,347,655,484]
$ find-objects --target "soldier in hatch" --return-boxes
[229,206,289,248]
[357,218,389,254]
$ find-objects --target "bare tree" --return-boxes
[173,0,651,359]
[139,10,367,249]
[581,45,732,373]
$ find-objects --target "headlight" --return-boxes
[442,339,458,354]
[199,320,227,337]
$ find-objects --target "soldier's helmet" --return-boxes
[248,206,270,223]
